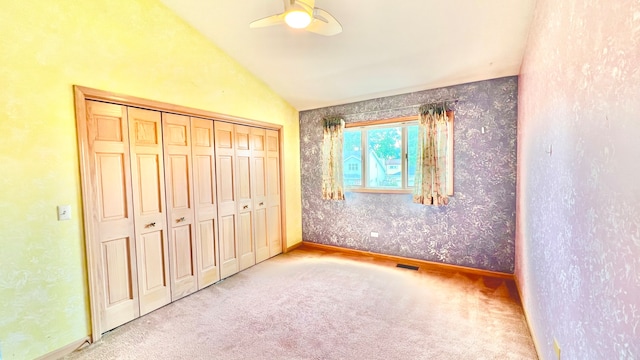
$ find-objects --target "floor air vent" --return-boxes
[396,264,419,271]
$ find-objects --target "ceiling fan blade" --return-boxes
[306,8,342,36]
[295,0,315,12]
[249,13,285,28]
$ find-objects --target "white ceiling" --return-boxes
[159,0,537,111]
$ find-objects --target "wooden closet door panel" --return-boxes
[266,130,283,257]
[254,207,268,262]
[128,107,171,315]
[138,231,167,290]
[215,121,239,278]
[191,118,219,288]
[101,237,134,321]
[197,219,218,286]
[253,157,266,199]
[171,225,194,280]
[267,204,282,256]
[237,210,254,270]
[218,213,237,278]
[218,156,235,203]
[237,156,252,201]
[86,101,139,332]
[163,113,197,300]
[252,128,269,263]
[235,125,255,271]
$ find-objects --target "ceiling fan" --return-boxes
[249,0,342,36]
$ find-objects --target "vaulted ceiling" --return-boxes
[159,0,537,111]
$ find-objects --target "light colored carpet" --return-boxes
[65,249,537,359]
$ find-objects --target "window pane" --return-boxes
[367,127,401,188]
[343,130,362,187]
[407,125,418,187]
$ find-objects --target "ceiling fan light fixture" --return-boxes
[249,0,342,36]
[284,10,312,29]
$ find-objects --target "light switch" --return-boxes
[57,205,71,221]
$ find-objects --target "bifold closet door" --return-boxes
[252,128,270,263]
[128,107,171,316]
[191,118,220,288]
[214,121,240,278]
[85,101,140,332]
[235,125,256,271]
[266,130,283,257]
[162,113,198,301]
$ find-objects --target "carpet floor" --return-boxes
[65,248,538,359]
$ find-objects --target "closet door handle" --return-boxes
[259,202,264,206]
[145,222,156,228]
[176,217,185,223]
[243,205,249,210]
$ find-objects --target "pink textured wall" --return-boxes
[516,0,640,358]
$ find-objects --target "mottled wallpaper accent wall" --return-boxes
[300,77,518,273]
[517,0,640,358]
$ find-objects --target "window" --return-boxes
[343,118,418,192]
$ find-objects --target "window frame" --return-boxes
[344,116,418,194]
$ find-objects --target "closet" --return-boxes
[77,88,283,340]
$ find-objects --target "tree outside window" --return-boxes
[343,122,418,190]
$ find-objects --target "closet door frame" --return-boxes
[74,85,287,343]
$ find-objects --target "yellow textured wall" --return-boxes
[0,1,301,358]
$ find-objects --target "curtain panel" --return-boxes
[322,116,345,200]
[413,105,452,206]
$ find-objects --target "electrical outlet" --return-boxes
[553,338,561,359]
[370,232,379,238]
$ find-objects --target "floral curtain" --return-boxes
[322,116,345,200]
[413,105,451,206]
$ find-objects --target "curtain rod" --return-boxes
[337,99,459,118]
